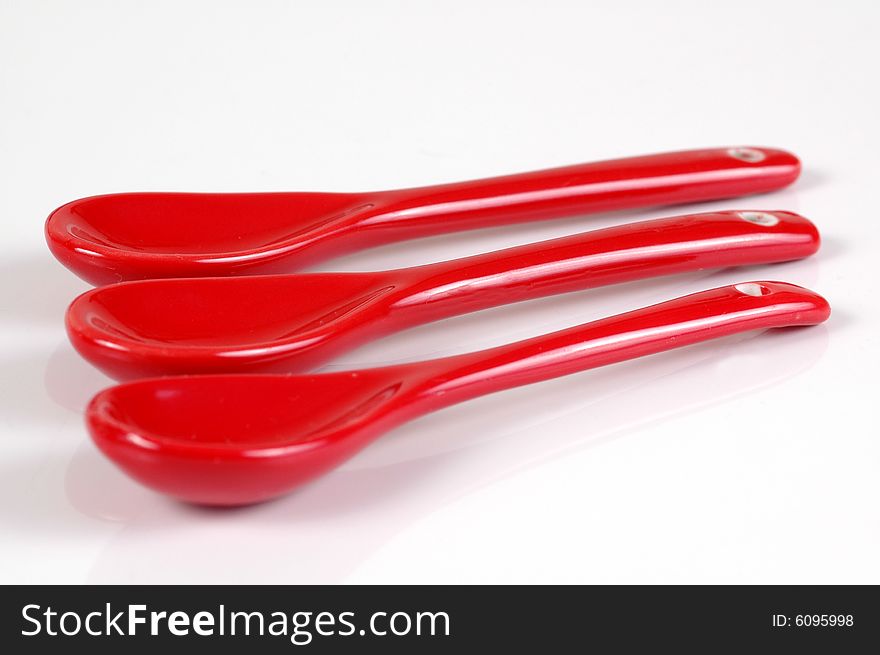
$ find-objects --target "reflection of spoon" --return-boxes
[45,146,800,285]
[86,282,829,506]
[67,211,818,380]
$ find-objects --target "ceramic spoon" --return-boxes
[87,281,830,505]
[47,146,799,285]
[67,210,818,380]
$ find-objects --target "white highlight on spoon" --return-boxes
[727,147,767,163]
[735,282,768,297]
[737,211,779,227]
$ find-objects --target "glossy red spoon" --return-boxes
[47,146,800,285]
[87,281,829,505]
[67,210,818,380]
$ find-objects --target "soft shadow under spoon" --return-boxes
[86,281,830,506]
[67,210,818,380]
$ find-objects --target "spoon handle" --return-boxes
[387,211,818,325]
[411,282,829,411]
[362,147,799,238]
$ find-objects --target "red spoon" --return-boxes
[67,210,818,380]
[86,281,830,506]
[47,146,800,285]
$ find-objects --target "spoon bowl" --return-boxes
[48,192,370,285]
[67,272,402,378]
[88,370,413,504]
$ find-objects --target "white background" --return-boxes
[1,0,878,584]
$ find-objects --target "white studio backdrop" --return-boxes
[0,0,878,583]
